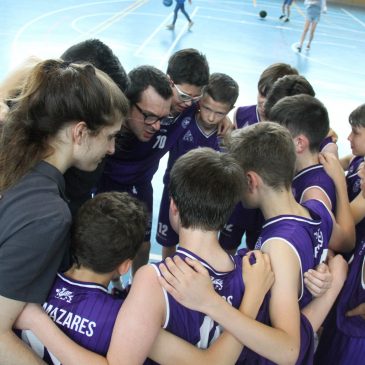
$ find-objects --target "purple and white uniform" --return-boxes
[97,106,195,240]
[234,104,260,129]
[292,164,336,213]
[156,104,220,247]
[147,247,257,364]
[20,273,123,364]
[315,239,365,364]
[241,199,333,365]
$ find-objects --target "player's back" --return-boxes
[20,273,123,363]
[255,199,333,308]
[234,105,259,129]
[292,164,336,213]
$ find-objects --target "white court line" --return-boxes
[11,0,132,61]
[158,6,199,70]
[134,13,174,56]
[341,8,365,28]
[81,0,149,38]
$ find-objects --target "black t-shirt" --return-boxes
[0,161,72,303]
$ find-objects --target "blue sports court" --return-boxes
[1,0,365,261]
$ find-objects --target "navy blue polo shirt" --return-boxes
[0,161,72,303]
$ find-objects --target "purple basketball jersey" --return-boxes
[234,105,260,129]
[315,239,365,364]
[100,104,197,187]
[292,164,336,213]
[20,273,123,362]
[146,247,259,364]
[241,200,333,365]
[156,108,220,247]
[346,156,363,202]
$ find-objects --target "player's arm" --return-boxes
[350,192,365,224]
[319,152,355,252]
[0,296,45,365]
[346,303,365,320]
[151,251,273,365]
[160,246,301,365]
[107,265,166,365]
[301,253,348,331]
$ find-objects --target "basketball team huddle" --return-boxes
[0,39,364,365]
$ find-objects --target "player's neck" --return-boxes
[196,114,218,134]
[295,150,320,173]
[260,187,309,220]
[178,228,234,271]
[65,265,113,288]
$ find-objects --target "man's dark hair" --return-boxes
[265,74,315,118]
[126,65,172,105]
[71,192,147,273]
[204,73,239,108]
[167,48,209,87]
[61,38,129,92]
[169,148,244,231]
[269,94,329,152]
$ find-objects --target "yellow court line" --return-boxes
[86,0,149,37]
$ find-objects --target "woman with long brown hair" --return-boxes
[0,59,128,364]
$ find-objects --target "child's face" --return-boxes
[348,125,365,156]
[198,95,231,131]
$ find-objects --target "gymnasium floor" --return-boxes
[1,0,365,260]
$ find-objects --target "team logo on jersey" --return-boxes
[353,179,361,194]
[211,277,223,291]
[132,186,138,195]
[255,236,262,250]
[55,287,74,303]
[313,228,324,259]
[183,130,194,143]
[161,115,176,126]
[181,117,191,129]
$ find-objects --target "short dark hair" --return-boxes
[203,73,239,108]
[169,148,244,231]
[71,192,147,273]
[167,48,209,87]
[264,74,315,118]
[61,39,129,92]
[227,122,296,190]
[349,103,365,128]
[258,63,299,97]
[269,94,329,152]
[126,65,172,105]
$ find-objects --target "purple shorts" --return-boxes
[156,184,179,247]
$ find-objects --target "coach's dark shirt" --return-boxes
[0,161,71,303]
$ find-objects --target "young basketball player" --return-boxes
[269,94,354,253]
[158,122,349,364]
[18,192,147,361]
[315,152,365,364]
[157,72,239,258]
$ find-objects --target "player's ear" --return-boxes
[166,74,174,87]
[117,259,132,276]
[169,197,178,215]
[293,134,308,153]
[246,171,259,192]
[72,121,88,145]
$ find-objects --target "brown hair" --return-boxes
[72,192,147,273]
[0,59,129,191]
[226,122,296,190]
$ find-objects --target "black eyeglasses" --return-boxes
[133,103,166,125]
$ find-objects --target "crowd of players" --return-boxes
[0,39,364,364]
